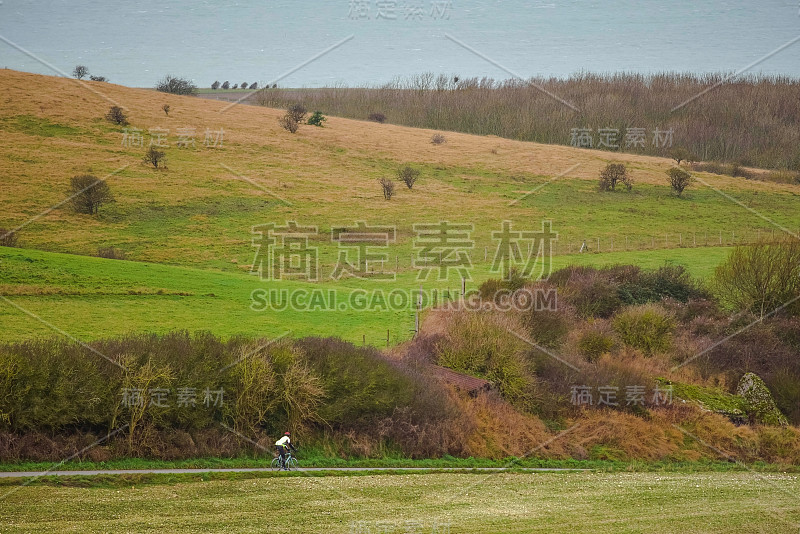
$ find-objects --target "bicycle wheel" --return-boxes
[270,457,282,471]
[286,457,298,471]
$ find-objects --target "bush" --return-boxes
[431,133,446,145]
[397,165,420,189]
[68,175,114,215]
[241,82,248,89]
[713,239,800,318]
[379,177,395,200]
[162,104,170,116]
[143,146,167,168]
[155,75,197,96]
[279,114,299,133]
[72,65,88,79]
[221,81,230,90]
[578,329,615,362]
[249,82,258,90]
[599,163,632,191]
[368,112,387,123]
[89,75,107,82]
[211,81,220,90]
[0,228,18,247]
[97,246,125,260]
[666,167,692,196]
[286,104,307,123]
[307,111,327,127]
[105,106,128,126]
[612,304,674,356]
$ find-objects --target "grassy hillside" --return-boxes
[2,69,800,343]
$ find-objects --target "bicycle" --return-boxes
[271,449,298,471]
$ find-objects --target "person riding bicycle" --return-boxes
[275,432,297,470]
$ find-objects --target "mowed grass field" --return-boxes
[2,472,799,533]
[2,69,800,344]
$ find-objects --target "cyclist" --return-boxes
[275,432,297,470]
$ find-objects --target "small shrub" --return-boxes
[221,81,230,90]
[286,104,307,123]
[68,175,114,215]
[232,84,238,89]
[612,304,674,356]
[72,65,88,79]
[578,329,615,362]
[105,106,128,126]
[379,177,395,200]
[368,112,387,123]
[143,146,167,168]
[211,81,220,90]
[431,133,446,145]
[240,82,248,90]
[397,165,420,189]
[666,167,692,196]
[307,111,327,127]
[249,82,258,90]
[599,163,632,191]
[162,104,170,116]
[0,228,18,247]
[279,114,299,133]
[97,246,125,260]
[155,75,197,96]
[89,75,107,82]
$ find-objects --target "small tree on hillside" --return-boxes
[69,175,114,214]
[670,147,693,165]
[666,167,692,197]
[307,111,327,127]
[72,65,89,79]
[221,81,230,89]
[379,177,395,200]
[397,165,420,189]
[211,81,221,90]
[249,82,258,90]
[143,146,167,168]
[241,82,248,89]
[105,105,128,125]
[599,163,632,191]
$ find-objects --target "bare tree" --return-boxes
[155,75,197,96]
[72,65,89,79]
[599,163,632,191]
[379,177,395,200]
[143,146,167,168]
[666,167,692,196]
[397,165,420,189]
[69,175,114,214]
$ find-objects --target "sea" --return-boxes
[1,0,799,88]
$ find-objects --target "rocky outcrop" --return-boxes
[736,372,788,426]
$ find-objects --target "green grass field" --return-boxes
[2,471,798,533]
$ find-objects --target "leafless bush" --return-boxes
[368,112,387,123]
[143,146,167,168]
[286,104,307,123]
[105,106,128,126]
[599,163,632,191]
[431,133,446,145]
[97,246,126,260]
[72,65,88,79]
[162,104,170,116]
[0,228,18,247]
[379,177,395,200]
[397,165,420,189]
[279,114,299,133]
